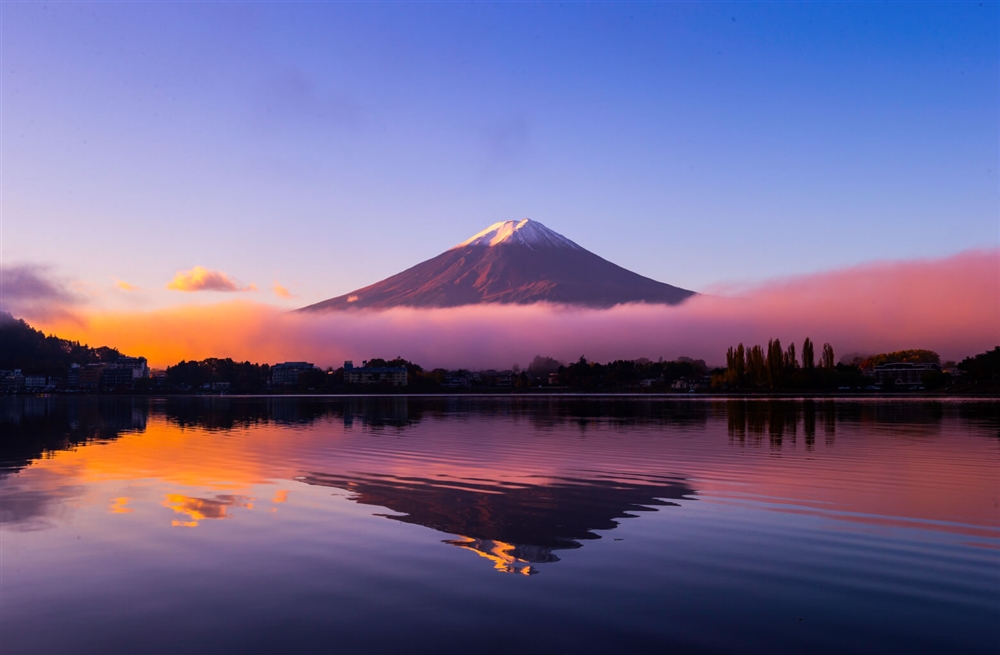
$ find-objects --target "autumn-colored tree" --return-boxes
[861,349,940,368]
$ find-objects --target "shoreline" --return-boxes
[7,391,999,400]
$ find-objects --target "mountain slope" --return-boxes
[300,219,695,311]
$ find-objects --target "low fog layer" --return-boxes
[19,249,999,369]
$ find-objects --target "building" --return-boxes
[872,362,940,388]
[68,364,81,389]
[344,361,407,387]
[24,375,51,391]
[272,362,318,386]
[0,370,25,393]
[115,356,149,380]
[100,365,134,389]
[78,364,107,390]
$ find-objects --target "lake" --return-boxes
[1,396,997,654]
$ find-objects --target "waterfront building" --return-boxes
[272,362,319,386]
[344,361,407,387]
[872,362,940,388]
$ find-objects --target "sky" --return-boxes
[1,1,998,366]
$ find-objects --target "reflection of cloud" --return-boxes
[114,279,141,292]
[0,470,83,530]
[163,493,252,527]
[109,496,133,514]
[33,249,998,368]
[167,266,256,293]
[273,282,295,299]
[0,264,82,323]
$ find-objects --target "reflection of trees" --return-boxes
[300,471,694,575]
[958,402,1000,437]
[160,396,423,431]
[723,399,983,448]
[0,397,148,475]
[3,397,991,472]
[402,397,711,432]
[162,397,333,431]
[341,396,416,429]
[727,400,836,448]
[0,397,149,528]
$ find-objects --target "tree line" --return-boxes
[0,312,123,376]
[717,338,863,390]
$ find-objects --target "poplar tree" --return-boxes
[821,343,835,369]
[746,345,765,388]
[784,342,797,370]
[802,338,815,370]
[766,338,783,389]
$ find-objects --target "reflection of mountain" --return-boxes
[300,472,695,575]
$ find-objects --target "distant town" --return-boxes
[1,313,997,395]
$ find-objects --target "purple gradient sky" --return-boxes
[2,2,997,310]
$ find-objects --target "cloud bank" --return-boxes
[166,266,256,292]
[30,249,998,369]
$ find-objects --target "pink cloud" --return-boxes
[166,266,255,293]
[37,249,998,368]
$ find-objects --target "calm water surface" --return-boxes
[1,396,998,654]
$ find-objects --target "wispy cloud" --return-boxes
[0,264,82,323]
[33,249,999,368]
[273,282,295,299]
[166,267,256,293]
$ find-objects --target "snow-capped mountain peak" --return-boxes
[453,219,582,251]
[300,217,695,311]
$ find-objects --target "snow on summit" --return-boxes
[300,217,694,311]
[453,219,582,251]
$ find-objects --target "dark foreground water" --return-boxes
[1,396,997,654]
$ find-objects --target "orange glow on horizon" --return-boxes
[29,248,999,369]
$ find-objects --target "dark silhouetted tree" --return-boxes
[821,343,835,369]
[802,338,815,370]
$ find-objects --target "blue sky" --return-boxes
[3,1,997,309]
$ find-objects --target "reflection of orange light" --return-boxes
[447,536,535,576]
[162,493,252,528]
[109,496,133,514]
[272,489,289,504]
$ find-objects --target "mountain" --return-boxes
[299,219,695,311]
